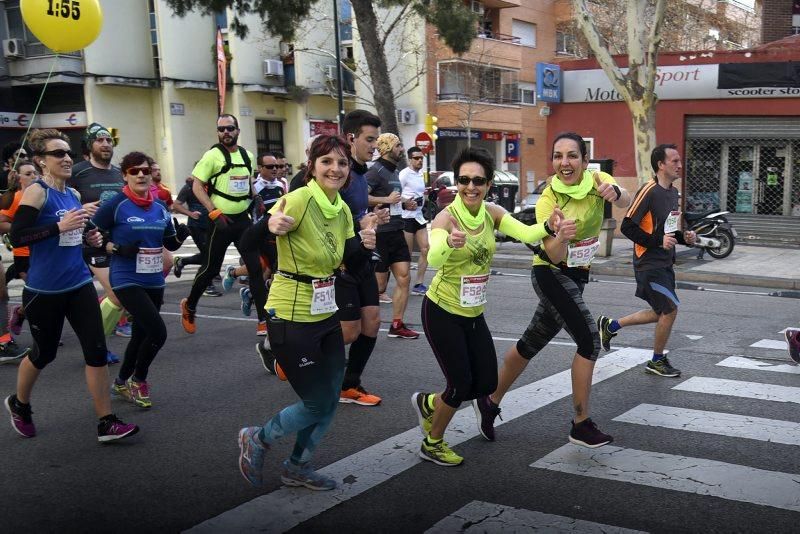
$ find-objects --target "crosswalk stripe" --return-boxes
[672,377,800,405]
[613,404,800,445]
[531,444,800,512]
[424,500,646,534]
[185,347,651,533]
[717,356,800,375]
[750,339,788,350]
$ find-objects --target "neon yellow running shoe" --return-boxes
[419,437,463,466]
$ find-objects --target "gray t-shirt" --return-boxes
[366,158,404,233]
[69,160,124,204]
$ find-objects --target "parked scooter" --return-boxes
[683,210,736,259]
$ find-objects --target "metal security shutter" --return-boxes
[686,117,800,139]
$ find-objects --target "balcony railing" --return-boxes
[476,31,521,44]
[437,92,521,105]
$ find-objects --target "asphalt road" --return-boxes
[0,265,797,533]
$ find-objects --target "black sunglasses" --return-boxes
[457,175,488,186]
[410,156,424,161]
[217,125,237,132]
[126,167,152,176]
[260,164,285,169]
[40,149,75,159]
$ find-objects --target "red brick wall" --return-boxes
[761,0,794,44]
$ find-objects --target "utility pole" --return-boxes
[332,0,346,132]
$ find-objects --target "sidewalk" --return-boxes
[490,238,800,291]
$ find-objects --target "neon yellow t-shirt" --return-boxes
[266,187,355,322]
[192,146,255,215]
[426,207,496,318]
[533,170,617,268]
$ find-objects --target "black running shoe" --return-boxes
[472,395,502,441]
[173,257,184,278]
[645,356,681,377]
[569,417,613,448]
[596,315,617,352]
[255,342,277,375]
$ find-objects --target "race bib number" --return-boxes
[228,176,250,195]
[567,237,600,268]
[664,211,681,234]
[460,274,489,307]
[310,278,338,315]
[59,227,82,247]
[136,247,164,273]
[390,202,402,216]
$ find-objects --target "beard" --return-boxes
[92,147,113,165]
[220,133,238,147]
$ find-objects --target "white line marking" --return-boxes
[686,335,703,340]
[613,403,800,445]
[532,444,800,512]
[750,339,788,350]
[673,376,800,405]
[425,500,647,534]
[717,356,800,374]
[185,347,650,533]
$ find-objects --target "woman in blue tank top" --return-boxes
[4,129,138,443]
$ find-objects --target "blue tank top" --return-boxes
[92,193,175,290]
[341,160,369,231]
[25,180,92,294]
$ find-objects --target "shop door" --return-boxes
[727,145,756,214]
[756,145,788,215]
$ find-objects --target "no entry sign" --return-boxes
[415,132,433,154]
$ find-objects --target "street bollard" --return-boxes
[597,217,617,257]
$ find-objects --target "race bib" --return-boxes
[390,202,402,216]
[664,211,681,234]
[59,228,82,247]
[415,213,427,225]
[228,176,250,195]
[310,278,338,315]
[136,247,164,274]
[567,237,600,268]
[460,274,489,307]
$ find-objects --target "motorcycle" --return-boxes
[682,210,736,259]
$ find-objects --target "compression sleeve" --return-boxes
[10,204,60,246]
[621,217,662,248]
[342,234,371,271]
[498,213,548,244]
[428,228,455,269]
[163,235,182,251]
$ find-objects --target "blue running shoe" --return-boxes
[240,287,253,317]
[280,460,336,490]
[114,322,132,338]
[238,427,267,487]
[106,351,120,365]
[222,265,237,292]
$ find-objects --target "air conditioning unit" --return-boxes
[471,0,484,16]
[2,38,24,59]
[279,42,293,57]
[395,108,417,125]
[325,65,338,79]
[263,59,284,77]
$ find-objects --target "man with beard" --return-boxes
[149,161,173,208]
[179,114,257,334]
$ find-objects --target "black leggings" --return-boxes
[180,226,209,267]
[238,220,272,321]
[115,286,165,382]
[187,212,267,321]
[23,283,107,369]
[421,296,498,408]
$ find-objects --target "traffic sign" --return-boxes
[415,132,433,154]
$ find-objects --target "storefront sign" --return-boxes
[482,131,503,141]
[564,64,800,103]
[438,128,480,140]
[536,63,562,103]
[309,120,338,136]
[0,111,86,128]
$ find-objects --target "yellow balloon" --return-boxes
[20,0,103,54]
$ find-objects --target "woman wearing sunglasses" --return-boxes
[474,131,631,449]
[4,129,138,442]
[411,147,565,466]
[92,152,189,409]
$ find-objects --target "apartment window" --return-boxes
[215,10,228,31]
[556,31,577,55]
[438,61,519,105]
[148,0,161,81]
[512,20,536,48]
[256,120,285,157]
[339,0,353,42]
[519,83,536,105]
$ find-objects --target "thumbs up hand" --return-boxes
[447,215,466,249]
[594,172,619,202]
[359,213,377,250]
[268,198,295,235]
[547,207,564,234]
[373,205,390,225]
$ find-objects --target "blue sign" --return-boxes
[506,138,519,162]
[536,63,561,103]
[437,128,480,140]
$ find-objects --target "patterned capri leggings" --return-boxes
[516,266,601,361]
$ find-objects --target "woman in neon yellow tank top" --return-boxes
[411,147,564,467]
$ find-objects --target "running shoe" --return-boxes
[411,283,428,296]
[8,305,24,336]
[786,329,800,364]
[106,351,120,365]
[180,298,196,334]
[472,395,502,442]
[2,234,11,251]
[222,265,237,292]
[111,380,133,402]
[255,342,277,375]
[114,322,132,338]
[411,392,434,436]
[97,415,139,443]
[280,460,336,491]
[0,340,30,364]
[378,293,393,304]
[419,438,463,466]
[238,275,249,285]
[645,356,681,377]
[127,379,152,409]
[339,386,382,406]
[240,287,253,317]
[596,315,617,352]
[238,426,268,487]
[204,286,223,297]
[173,257,184,278]
[257,321,267,336]
[569,417,613,448]
[4,394,35,438]
[388,321,419,339]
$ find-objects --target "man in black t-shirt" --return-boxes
[172,177,221,296]
[597,144,696,378]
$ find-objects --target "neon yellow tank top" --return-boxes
[426,207,496,317]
